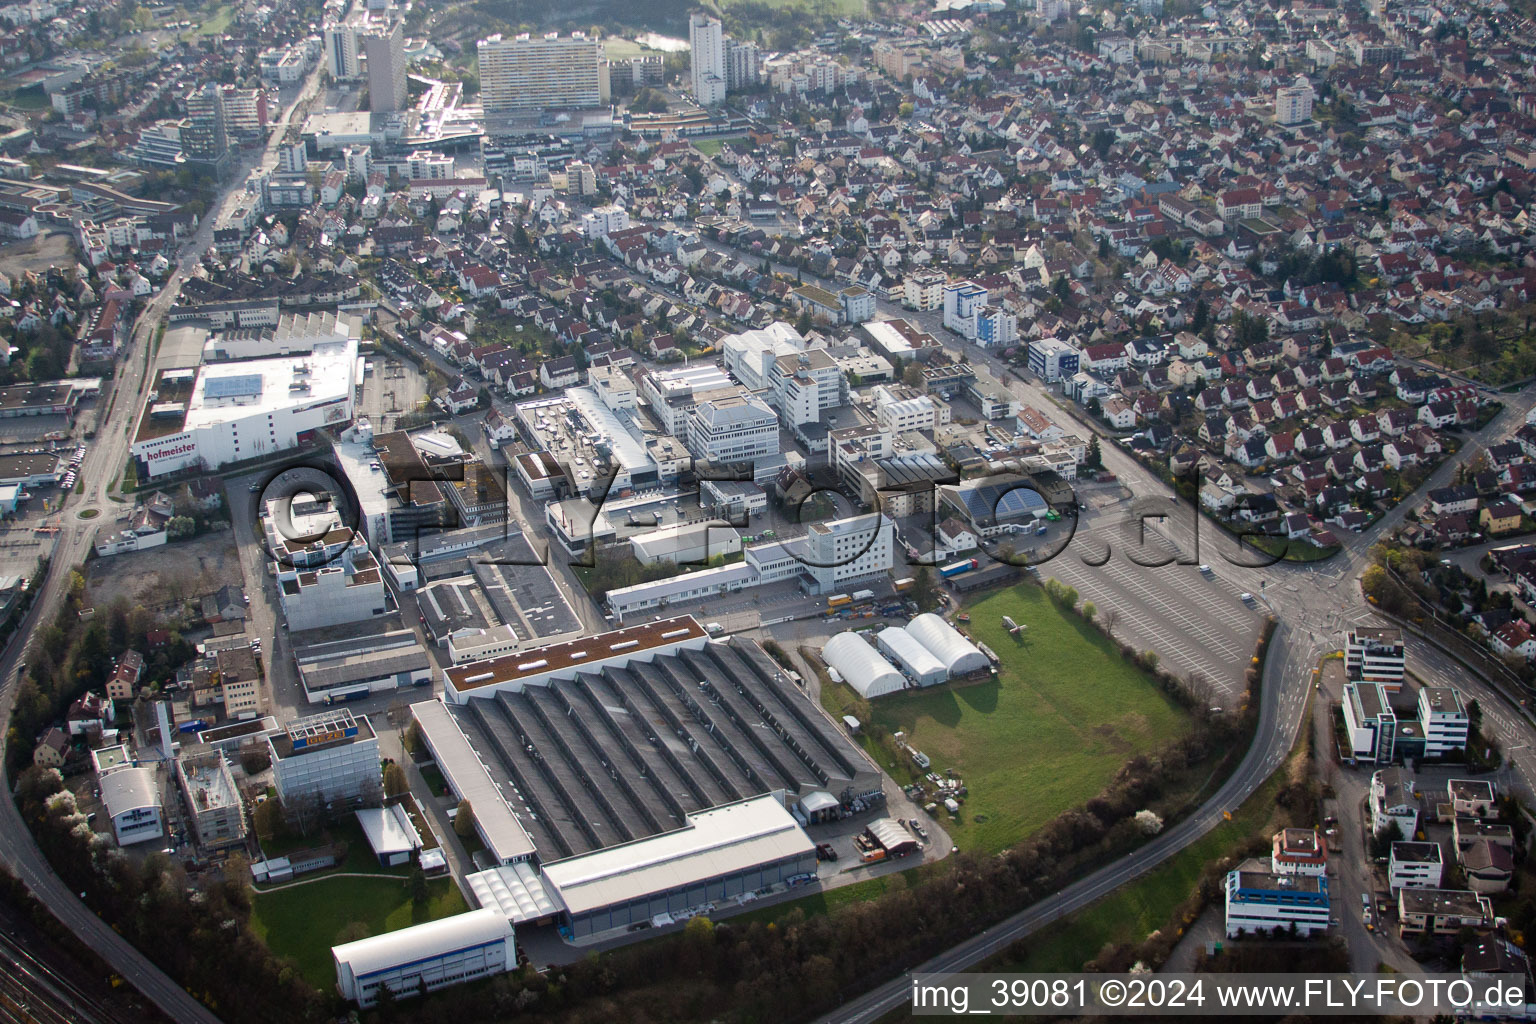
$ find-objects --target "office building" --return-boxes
[334,909,515,1008]
[362,22,407,112]
[1028,337,1081,382]
[801,512,894,593]
[1341,681,1397,765]
[1224,858,1330,938]
[175,752,246,848]
[275,538,386,631]
[1275,76,1314,125]
[479,32,607,113]
[1397,888,1493,937]
[942,281,987,339]
[268,709,381,808]
[686,393,779,464]
[1389,841,1444,891]
[769,349,843,426]
[689,13,726,107]
[974,306,1018,349]
[1418,686,1469,758]
[182,84,229,170]
[1347,626,1405,691]
[100,766,164,847]
[722,322,806,392]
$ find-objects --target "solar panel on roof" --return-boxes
[204,374,263,399]
[958,480,1048,521]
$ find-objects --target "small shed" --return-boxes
[798,790,841,824]
[356,804,423,867]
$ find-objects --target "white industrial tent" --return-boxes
[823,631,907,698]
[907,613,989,677]
[876,627,948,688]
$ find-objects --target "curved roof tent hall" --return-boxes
[822,631,907,698]
[876,626,948,689]
[906,613,989,677]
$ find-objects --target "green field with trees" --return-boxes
[841,582,1192,855]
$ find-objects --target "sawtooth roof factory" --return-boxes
[407,614,880,938]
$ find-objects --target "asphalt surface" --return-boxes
[0,54,330,1024]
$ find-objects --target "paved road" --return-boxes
[0,50,332,1024]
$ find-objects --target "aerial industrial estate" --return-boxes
[1,0,1536,1018]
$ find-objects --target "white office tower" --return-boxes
[325,23,360,79]
[277,140,308,174]
[362,22,407,112]
[689,13,726,107]
[478,32,606,113]
[343,143,372,182]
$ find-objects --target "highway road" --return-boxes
[0,52,331,1024]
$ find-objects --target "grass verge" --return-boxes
[249,875,468,990]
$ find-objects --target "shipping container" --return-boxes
[938,558,980,579]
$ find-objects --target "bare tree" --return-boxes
[357,772,384,810]
[284,791,323,838]
[1103,608,1119,637]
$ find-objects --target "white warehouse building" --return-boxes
[876,627,947,688]
[906,613,988,677]
[99,766,165,847]
[822,631,907,698]
[333,908,515,1007]
[131,338,359,479]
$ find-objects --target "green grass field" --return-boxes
[250,875,469,990]
[993,731,1292,973]
[193,3,234,36]
[855,584,1191,855]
